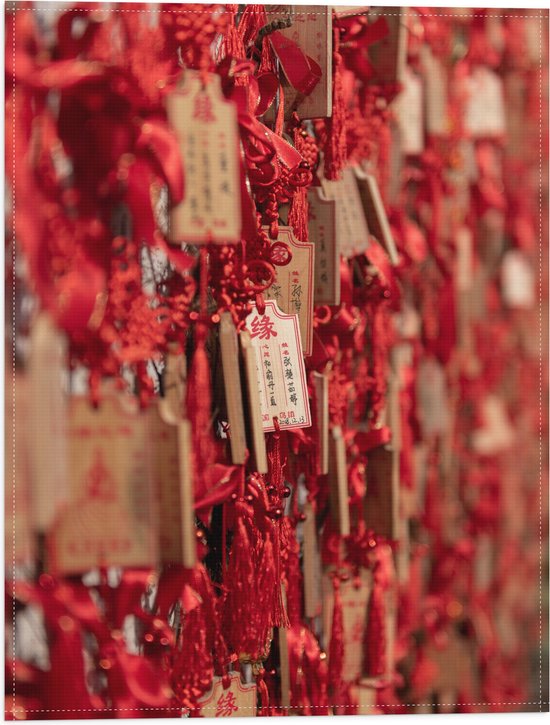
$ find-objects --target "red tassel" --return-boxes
[186,250,215,476]
[324,23,347,180]
[221,4,246,60]
[259,33,275,73]
[168,566,221,711]
[288,115,310,244]
[364,576,386,677]
[237,5,268,51]
[364,545,393,678]
[266,424,290,629]
[328,575,345,701]
[256,668,270,712]
[280,517,301,626]
[223,497,286,662]
[185,324,214,473]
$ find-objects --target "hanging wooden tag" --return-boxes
[312,371,329,475]
[5,371,34,566]
[501,249,536,310]
[464,67,506,138]
[159,347,186,425]
[363,445,399,541]
[350,678,382,714]
[455,226,476,363]
[383,549,397,679]
[471,395,514,455]
[328,425,350,536]
[420,45,449,136]
[334,6,370,18]
[308,187,340,305]
[364,366,400,540]
[424,631,475,709]
[28,312,69,534]
[456,225,474,294]
[266,5,332,119]
[264,226,314,356]
[355,168,399,265]
[392,65,424,156]
[49,395,158,575]
[196,673,256,718]
[322,168,370,258]
[322,567,373,683]
[302,501,322,619]
[240,330,268,474]
[177,420,197,568]
[148,406,184,565]
[244,301,312,432]
[278,584,291,710]
[219,313,247,464]
[367,7,407,85]
[166,70,241,244]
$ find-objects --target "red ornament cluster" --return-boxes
[5,3,548,720]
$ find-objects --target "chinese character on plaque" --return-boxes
[245,301,311,432]
[166,70,241,245]
[196,674,257,718]
[264,226,314,356]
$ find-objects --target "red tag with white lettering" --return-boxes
[245,301,311,432]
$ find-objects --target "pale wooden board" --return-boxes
[167,71,241,244]
[264,226,315,356]
[50,395,159,574]
[266,5,333,119]
[219,313,247,464]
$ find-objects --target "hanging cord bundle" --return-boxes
[363,544,394,678]
[328,571,346,706]
[223,427,289,666]
[323,19,347,180]
[287,113,316,243]
[164,565,223,711]
[265,420,291,629]
[220,4,247,60]
[222,487,283,662]
[186,249,217,482]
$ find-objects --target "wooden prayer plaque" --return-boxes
[266,5,332,119]
[219,313,247,465]
[196,673,256,718]
[322,567,373,683]
[355,168,399,265]
[328,425,351,536]
[240,330,268,474]
[167,70,241,244]
[50,395,159,574]
[264,226,314,356]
